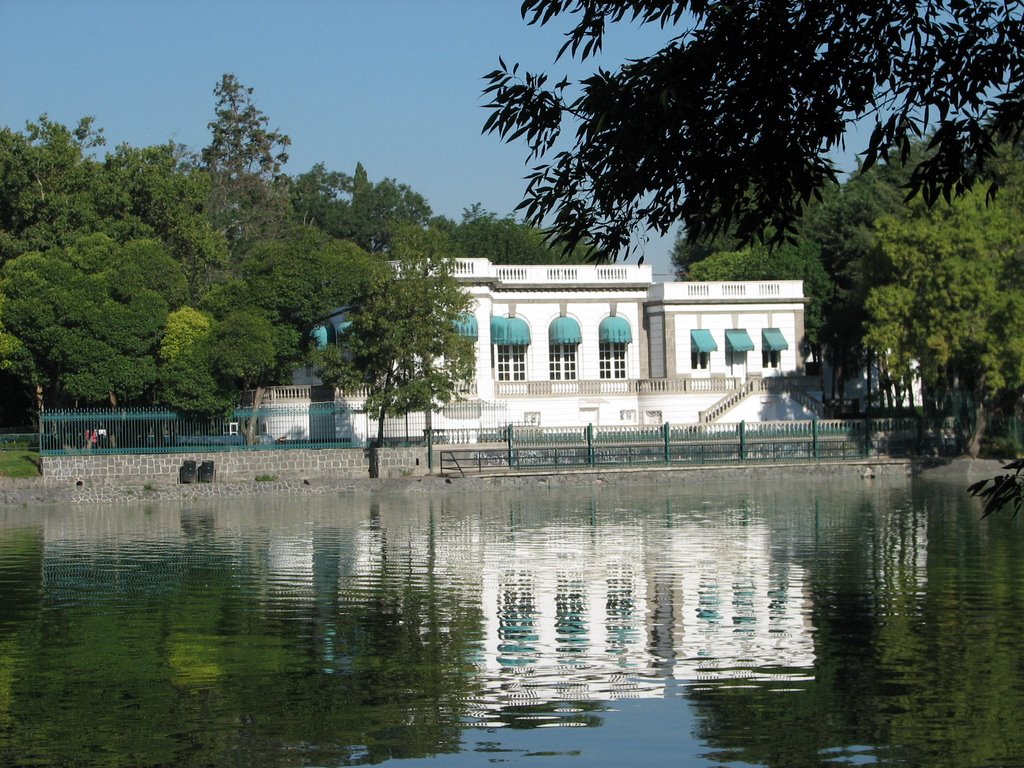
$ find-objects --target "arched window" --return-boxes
[548,316,581,380]
[598,317,632,379]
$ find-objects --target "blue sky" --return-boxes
[0,0,689,275]
[1,1,864,278]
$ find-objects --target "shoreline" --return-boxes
[0,456,1006,507]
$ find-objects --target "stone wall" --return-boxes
[40,446,429,486]
[2,457,933,507]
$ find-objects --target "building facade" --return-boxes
[276,258,820,444]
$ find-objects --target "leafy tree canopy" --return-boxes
[202,74,292,256]
[484,0,1024,257]
[865,161,1024,454]
[290,162,433,253]
[451,203,589,264]
[1,233,185,408]
[0,115,106,263]
[314,224,475,472]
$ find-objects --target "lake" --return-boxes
[1,475,1022,767]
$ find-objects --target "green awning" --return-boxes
[491,316,531,345]
[762,327,788,351]
[454,313,478,339]
[599,316,633,344]
[725,329,754,352]
[310,323,334,350]
[690,329,718,353]
[549,316,582,345]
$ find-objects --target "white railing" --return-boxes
[493,377,741,398]
[652,280,804,302]
[455,259,652,286]
[252,375,817,407]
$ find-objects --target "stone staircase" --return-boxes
[699,376,824,423]
[699,381,753,423]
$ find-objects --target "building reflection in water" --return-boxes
[474,513,817,711]
[29,490,834,720]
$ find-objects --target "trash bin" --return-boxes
[197,460,215,483]
[179,460,196,484]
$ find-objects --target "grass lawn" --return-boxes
[0,450,41,478]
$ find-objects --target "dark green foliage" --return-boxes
[201,74,292,257]
[968,460,1024,517]
[1,233,185,408]
[290,161,433,253]
[0,115,106,263]
[314,225,474,473]
[484,0,1024,257]
[451,204,585,264]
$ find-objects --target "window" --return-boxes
[762,350,781,369]
[496,345,527,381]
[549,343,578,380]
[690,329,717,371]
[599,342,627,379]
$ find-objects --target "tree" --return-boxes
[201,74,292,258]
[452,204,589,264]
[1,233,186,409]
[0,115,106,263]
[194,228,379,434]
[290,162,433,253]
[207,307,285,419]
[313,224,475,477]
[235,227,378,333]
[864,180,1024,455]
[102,143,227,299]
[969,460,1024,518]
[483,0,1024,257]
[157,307,232,416]
[669,229,744,279]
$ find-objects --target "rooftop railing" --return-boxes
[649,280,805,301]
[453,258,653,287]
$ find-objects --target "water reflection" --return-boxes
[0,477,1022,767]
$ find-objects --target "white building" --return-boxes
[268,258,822,444]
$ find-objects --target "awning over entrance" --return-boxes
[490,316,531,345]
[549,316,582,345]
[762,327,789,351]
[599,316,633,344]
[724,329,754,353]
[690,329,718,353]
[454,313,478,339]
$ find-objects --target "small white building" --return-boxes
[267,259,822,444]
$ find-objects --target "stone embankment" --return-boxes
[0,457,965,507]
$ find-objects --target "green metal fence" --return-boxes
[39,405,360,455]
[434,416,959,475]
[38,406,961,470]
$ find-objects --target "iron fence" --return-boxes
[38,406,962,470]
[38,404,429,455]
[435,416,959,475]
